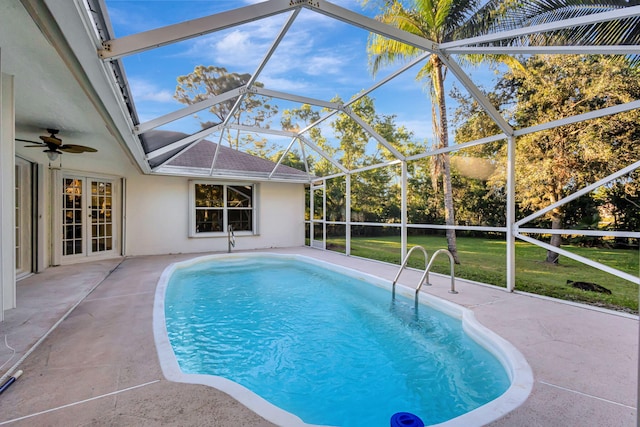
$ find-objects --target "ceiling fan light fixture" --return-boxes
[45,149,59,161]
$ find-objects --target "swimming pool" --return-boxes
[154,253,532,427]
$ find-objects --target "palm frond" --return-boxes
[434,0,454,32]
[420,0,486,37]
[367,33,424,75]
[452,0,640,65]
[415,0,437,30]
[455,0,640,45]
[456,53,525,72]
[367,3,430,75]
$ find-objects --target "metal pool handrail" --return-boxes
[228,225,235,253]
[392,245,429,297]
[416,249,458,297]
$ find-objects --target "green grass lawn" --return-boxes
[324,235,639,313]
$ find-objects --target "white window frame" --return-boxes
[188,180,258,238]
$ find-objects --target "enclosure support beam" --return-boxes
[298,135,348,174]
[309,182,314,250]
[440,6,640,50]
[208,132,226,175]
[99,0,299,59]
[346,173,351,256]
[506,136,516,292]
[440,54,514,136]
[445,45,640,55]
[147,124,223,161]
[517,233,640,285]
[516,159,640,226]
[136,87,242,134]
[269,137,298,179]
[308,0,437,53]
[296,53,429,137]
[323,179,327,251]
[401,161,408,260]
[343,108,404,160]
[219,9,299,132]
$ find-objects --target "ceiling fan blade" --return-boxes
[23,145,46,148]
[60,144,98,153]
[16,138,43,145]
[58,147,83,153]
[40,135,62,146]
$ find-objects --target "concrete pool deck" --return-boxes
[0,247,637,426]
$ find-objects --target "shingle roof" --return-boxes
[140,130,309,180]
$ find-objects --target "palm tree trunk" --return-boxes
[433,58,460,264]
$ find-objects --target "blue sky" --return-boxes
[104,0,501,155]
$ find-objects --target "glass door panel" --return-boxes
[15,158,33,277]
[310,184,325,249]
[62,178,84,256]
[90,180,113,254]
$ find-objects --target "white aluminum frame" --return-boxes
[89,0,639,295]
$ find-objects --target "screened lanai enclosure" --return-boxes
[89,0,639,306]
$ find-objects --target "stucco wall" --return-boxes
[125,174,305,256]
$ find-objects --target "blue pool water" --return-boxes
[164,256,510,427]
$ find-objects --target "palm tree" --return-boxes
[367,0,492,264]
[366,0,640,264]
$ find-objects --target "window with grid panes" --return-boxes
[192,182,254,235]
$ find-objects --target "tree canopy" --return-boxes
[455,54,640,261]
[174,65,278,150]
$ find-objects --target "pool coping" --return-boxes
[153,252,534,427]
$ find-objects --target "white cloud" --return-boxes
[215,30,256,63]
[179,14,288,67]
[158,3,374,103]
[304,55,344,76]
[257,75,310,92]
[129,78,175,103]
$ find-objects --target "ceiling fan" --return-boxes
[17,129,97,161]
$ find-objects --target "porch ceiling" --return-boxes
[1,1,111,156]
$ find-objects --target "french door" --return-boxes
[61,175,116,260]
[15,157,33,278]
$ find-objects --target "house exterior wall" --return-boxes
[14,133,137,268]
[1,71,16,315]
[125,174,305,256]
[14,137,306,267]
